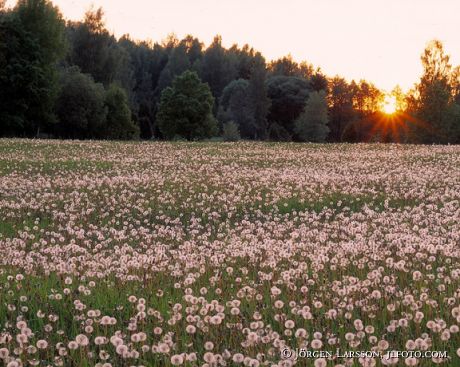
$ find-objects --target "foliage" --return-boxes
[295,90,329,142]
[55,68,107,139]
[268,54,314,78]
[15,0,66,64]
[218,79,255,138]
[351,80,384,114]
[266,75,311,137]
[104,84,140,140]
[156,41,191,91]
[198,35,237,99]
[119,36,168,139]
[218,54,271,140]
[328,76,356,142]
[408,40,460,143]
[156,71,217,140]
[248,54,271,140]
[0,0,66,136]
[0,12,43,136]
[67,7,131,88]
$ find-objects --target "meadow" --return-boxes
[0,139,459,367]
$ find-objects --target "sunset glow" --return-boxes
[5,0,460,91]
[382,95,397,114]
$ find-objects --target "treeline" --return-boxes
[1,1,460,143]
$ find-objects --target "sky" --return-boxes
[6,0,460,91]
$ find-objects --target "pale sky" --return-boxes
[6,0,460,91]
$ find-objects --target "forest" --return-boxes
[1,0,460,144]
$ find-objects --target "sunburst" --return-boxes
[382,95,397,114]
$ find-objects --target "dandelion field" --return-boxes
[0,140,460,367]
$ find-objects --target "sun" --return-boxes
[382,95,397,114]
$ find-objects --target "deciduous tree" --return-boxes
[14,0,66,135]
[55,68,107,139]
